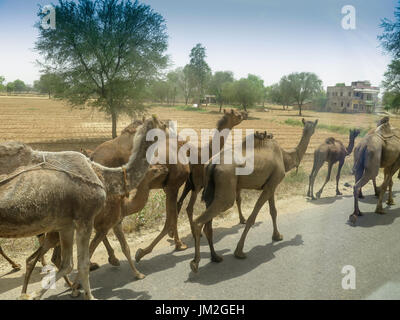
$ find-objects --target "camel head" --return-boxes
[349,129,361,140]
[80,148,93,158]
[121,118,145,135]
[377,116,390,127]
[221,109,247,128]
[301,118,318,137]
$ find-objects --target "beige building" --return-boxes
[326,81,379,113]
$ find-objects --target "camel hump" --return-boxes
[0,142,33,175]
[325,137,336,144]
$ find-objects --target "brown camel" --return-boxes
[350,120,400,223]
[189,119,318,273]
[0,117,163,300]
[176,109,248,238]
[307,129,360,200]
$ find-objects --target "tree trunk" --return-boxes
[111,111,118,138]
[298,103,302,116]
[219,103,222,113]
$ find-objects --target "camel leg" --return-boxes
[373,179,380,197]
[336,160,344,196]
[37,234,47,266]
[234,188,272,259]
[376,166,399,214]
[135,188,180,262]
[316,161,333,199]
[308,158,324,200]
[236,189,247,224]
[24,228,74,300]
[387,177,395,205]
[87,230,108,271]
[203,219,223,263]
[0,245,21,271]
[350,173,372,223]
[21,232,60,295]
[269,195,283,241]
[168,189,188,251]
[113,222,145,279]
[74,221,95,300]
[177,178,192,215]
[190,172,237,272]
[102,236,120,266]
[185,186,200,238]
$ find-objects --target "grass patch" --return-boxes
[283,118,371,137]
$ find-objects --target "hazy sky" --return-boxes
[0,0,397,88]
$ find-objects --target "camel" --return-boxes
[307,129,360,200]
[0,117,163,300]
[176,109,248,237]
[350,119,400,224]
[189,119,318,273]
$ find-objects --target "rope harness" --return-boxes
[0,154,105,190]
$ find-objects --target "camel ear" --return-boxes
[231,109,234,114]
[314,119,318,126]
[142,115,146,122]
[223,109,227,114]
[302,118,306,126]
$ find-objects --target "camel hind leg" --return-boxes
[236,189,247,224]
[336,159,345,196]
[0,245,21,271]
[308,155,325,200]
[316,161,333,199]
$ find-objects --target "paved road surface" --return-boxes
[2,189,400,300]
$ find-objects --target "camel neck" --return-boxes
[282,130,312,172]
[346,134,356,155]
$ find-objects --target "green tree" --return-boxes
[34,73,65,98]
[35,0,168,138]
[13,79,26,92]
[188,43,211,107]
[246,74,264,104]
[285,72,323,116]
[209,71,234,112]
[233,78,260,112]
[6,82,15,94]
[181,65,195,105]
[0,76,5,92]
[379,2,400,58]
[382,91,400,112]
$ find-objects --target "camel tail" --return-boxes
[352,145,367,177]
[201,163,216,208]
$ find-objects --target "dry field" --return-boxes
[0,96,393,272]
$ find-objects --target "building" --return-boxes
[326,81,380,113]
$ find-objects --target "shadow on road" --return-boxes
[307,194,352,205]
[349,207,400,228]
[185,234,303,285]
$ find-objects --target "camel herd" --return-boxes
[0,110,399,300]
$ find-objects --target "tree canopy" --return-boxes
[35,0,168,138]
[209,71,234,112]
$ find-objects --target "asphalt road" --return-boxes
[2,188,400,300]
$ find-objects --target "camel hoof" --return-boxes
[190,260,199,273]
[336,191,343,196]
[89,262,100,271]
[175,242,188,251]
[234,249,247,259]
[272,233,283,241]
[135,248,144,263]
[70,289,81,298]
[349,214,357,224]
[316,192,322,199]
[387,200,395,206]
[108,256,120,266]
[375,208,386,215]
[311,196,317,201]
[12,264,21,271]
[135,272,146,280]
[211,254,223,263]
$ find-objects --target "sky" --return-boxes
[0,0,397,89]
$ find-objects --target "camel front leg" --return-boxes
[185,186,200,238]
[336,160,344,196]
[308,159,324,200]
[316,162,333,199]
[102,236,120,266]
[387,176,394,205]
[236,189,247,224]
[113,222,145,279]
[0,245,21,271]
